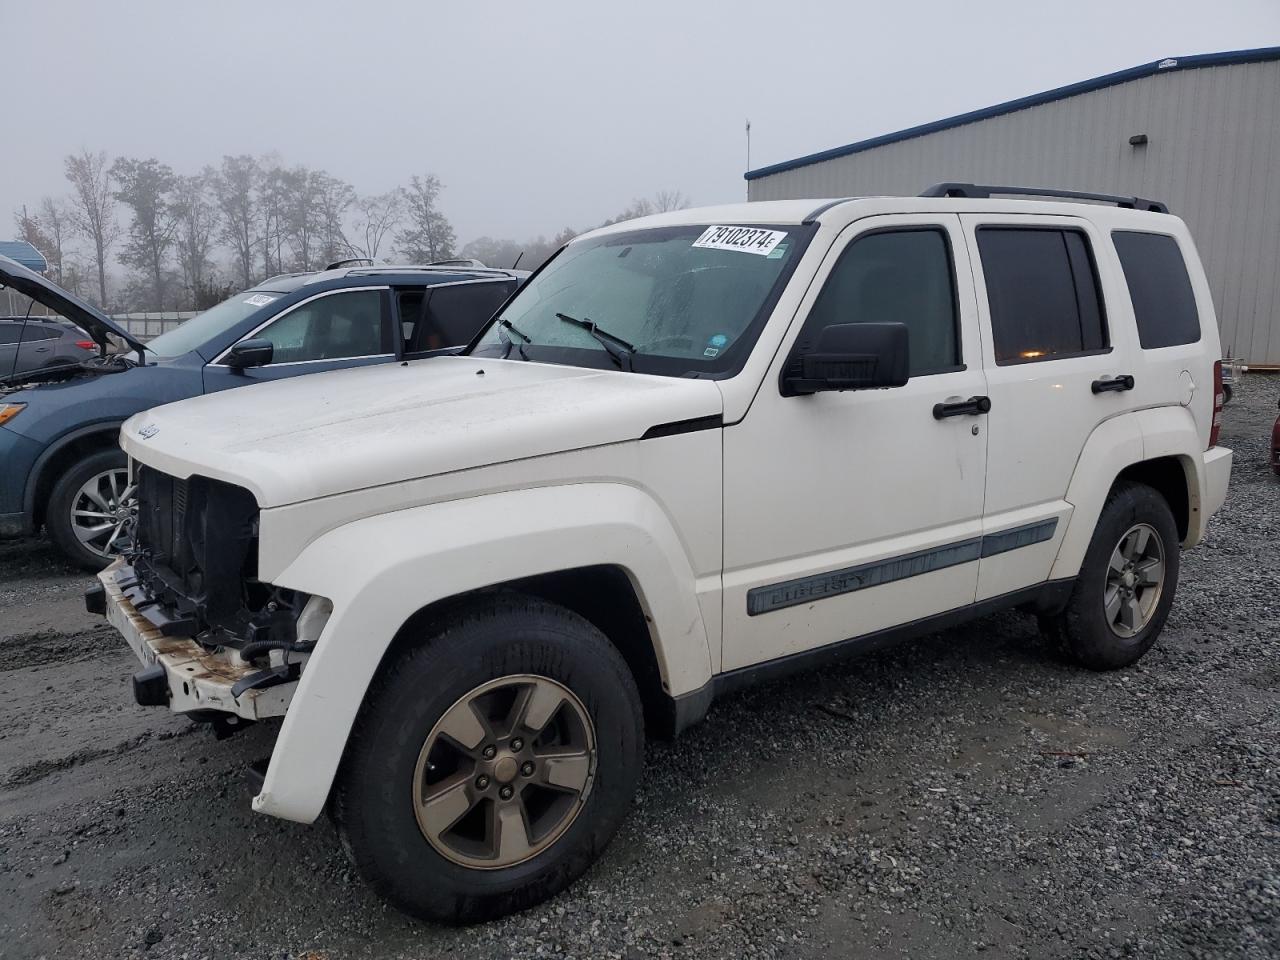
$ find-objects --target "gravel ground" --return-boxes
[0,376,1277,960]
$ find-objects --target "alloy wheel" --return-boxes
[1105,522,1165,638]
[412,674,596,870]
[69,467,135,559]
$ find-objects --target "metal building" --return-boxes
[746,47,1280,366]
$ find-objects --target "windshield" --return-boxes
[145,290,285,358]
[469,223,812,376]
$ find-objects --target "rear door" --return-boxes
[961,214,1140,600]
[402,279,517,357]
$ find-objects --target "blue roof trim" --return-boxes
[745,46,1280,181]
[0,240,48,272]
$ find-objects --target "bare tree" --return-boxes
[112,157,179,310]
[13,204,53,258]
[396,174,456,263]
[64,148,119,306]
[38,197,70,283]
[172,170,217,303]
[315,172,355,266]
[353,189,404,260]
[651,189,691,213]
[214,155,259,288]
[257,160,289,277]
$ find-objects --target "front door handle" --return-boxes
[1091,375,1135,394]
[933,395,992,419]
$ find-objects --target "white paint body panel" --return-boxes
[107,197,1230,826]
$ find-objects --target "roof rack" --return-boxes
[324,257,375,270]
[920,182,1169,214]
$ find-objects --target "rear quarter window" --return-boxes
[1111,231,1201,349]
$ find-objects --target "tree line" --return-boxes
[12,148,688,314]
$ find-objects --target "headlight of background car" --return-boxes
[0,403,26,427]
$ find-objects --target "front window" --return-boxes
[146,290,286,359]
[469,223,813,376]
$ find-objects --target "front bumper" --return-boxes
[96,560,295,721]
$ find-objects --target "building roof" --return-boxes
[0,240,48,272]
[745,46,1280,181]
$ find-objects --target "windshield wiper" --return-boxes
[555,312,636,371]
[496,317,532,360]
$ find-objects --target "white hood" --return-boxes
[122,356,723,506]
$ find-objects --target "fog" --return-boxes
[4,0,1276,262]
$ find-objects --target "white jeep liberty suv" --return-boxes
[91,183,1232,922]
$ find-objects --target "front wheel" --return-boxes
[332,594,644,923]
[45,448,133,571]
[1039,481,1180,669]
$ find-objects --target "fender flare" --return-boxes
[253,482,714,824]
[24,421,124,521]
[1051,408,1202,580]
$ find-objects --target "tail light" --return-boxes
[75,340,95,351]
[1209,360,1223,449]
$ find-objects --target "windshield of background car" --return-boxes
[469,222,814,377]
[145,290,285,358]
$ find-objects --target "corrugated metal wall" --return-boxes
[748,60,1280,364]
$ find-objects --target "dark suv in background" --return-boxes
[0,255,524,568]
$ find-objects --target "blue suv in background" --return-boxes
[0,255,524,568]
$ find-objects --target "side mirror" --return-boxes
[782,322,910,395]
[225,338,273,370]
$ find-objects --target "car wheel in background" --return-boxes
[46,448,134,571]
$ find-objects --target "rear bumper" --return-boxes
[95,560,296,721]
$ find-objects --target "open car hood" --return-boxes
[0,254,145,353]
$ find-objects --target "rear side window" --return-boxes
[411,281,514,353]
[800,228,960,375]
[977,228,1107,364]
[1112,231,1201,348]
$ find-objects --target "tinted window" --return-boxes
[26,323,64,342]
[0,326,21,344]
[413,281,513,353]
[978,228,1107,364]
[1112,231,1201,348]
[252,289,390,364]
[799,229,959,375]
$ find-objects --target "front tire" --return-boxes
[332,594,644,923]
[45,448,133,571]
[1039,481,1180,670]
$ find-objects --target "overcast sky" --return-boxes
[4,0,1278,245]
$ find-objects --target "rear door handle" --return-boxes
[933,395,992,419]
[1091,375,1135,394]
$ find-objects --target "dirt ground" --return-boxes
[0,377,1277,960]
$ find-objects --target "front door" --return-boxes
[202,287,395,392]
[721,215,990,672]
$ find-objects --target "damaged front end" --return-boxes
[88,464,330,726]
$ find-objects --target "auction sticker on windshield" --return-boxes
[692,225,788,257]
[243,293,279,307]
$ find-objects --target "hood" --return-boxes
[0,255,145,354]
[122,356,724,507]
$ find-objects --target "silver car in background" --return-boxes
[0,317,98,378]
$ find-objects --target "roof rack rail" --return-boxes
[920,182,1169,214]
[324,257,375,270]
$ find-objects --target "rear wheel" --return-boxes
[1039,481,1179,669]
[45,448,133,571]
[332,594,644,923]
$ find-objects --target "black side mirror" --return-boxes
[225,338,273,371]
[782,322,910,395]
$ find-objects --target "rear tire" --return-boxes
[332,593,644,923]
[1039,481,1179,670]
[45,448,131,571]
